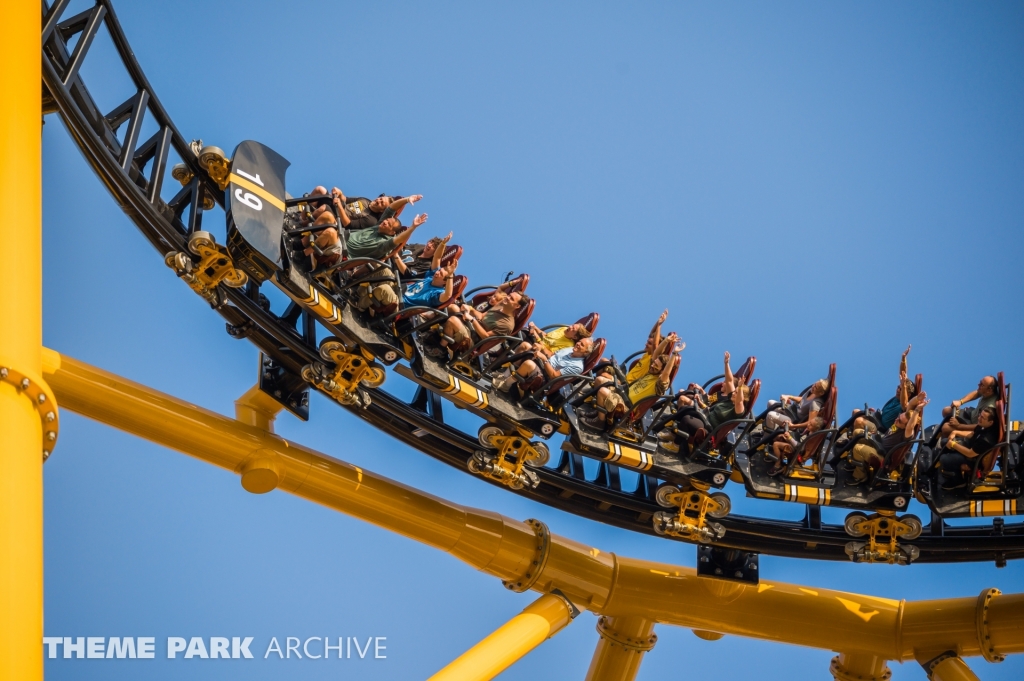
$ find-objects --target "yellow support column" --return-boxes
[584,616,657,681]
[831,652,891,681]
[922,653,981,681]
[427,592,578,681]
[0,4,43,681]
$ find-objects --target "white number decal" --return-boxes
[234,168,264,187]
[235,188,263,211]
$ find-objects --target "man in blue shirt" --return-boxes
[497,337,595,399]
[393,231,456,309]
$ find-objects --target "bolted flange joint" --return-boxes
[0,360,60,461]
[976,587,1005,663]
[596,616,658,653]
[502,519,550,593]
[830,655,891,681]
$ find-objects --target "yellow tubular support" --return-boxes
[0,5,43,681]
[831,652,891,681]
[585,616,656,681]
[427,592,577,681]
[922,653,982,681]
[43,349,1024,664]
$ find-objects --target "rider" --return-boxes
[392,232,457,309]
[345,209,427,315]
[876,345,926,430]
[402,235,450,279]
[706,351,751,431]
[938,406,1000,490]
[524,319,593,354]
[941,375,999,436]
[765,379,827,432]
[768,416,826,476]
[848,399,927,483]
[582,317,680,431]
[498,337,595,399]
[438,290,529,356]
[309,186,414,232]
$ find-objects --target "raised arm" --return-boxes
[722,351,735,394]
[391,252,408,275]
[387,194,423,219]
[431,232,453,270]
[439,264,455,304]
[905,399,927,437]
[649,309,668,348]
[330,188,351,228]
[393,213,427,251]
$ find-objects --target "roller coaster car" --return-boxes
[556,352,698,485]
[219,139,421,403]
[396,277,564,441]
[652,358,760,488]
[916,374,1024,519]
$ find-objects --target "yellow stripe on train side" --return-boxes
[306,285,339,322]
[604,442,653,472]
[443,375,488,409]
[229,173,286,211]
[784,485,830,505]
[971,499,1018,517]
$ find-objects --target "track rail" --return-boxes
[41,0,1024,563]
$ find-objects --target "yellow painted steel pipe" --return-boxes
[43,349,1024,665]
[830,652,890,681]
[0,5,43,681]
[925,654,981,681]
[427,592,576,681]
[584,616,656,681]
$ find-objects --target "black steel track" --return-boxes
[41,0,1024,564]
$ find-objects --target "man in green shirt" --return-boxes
[346,206,427,261]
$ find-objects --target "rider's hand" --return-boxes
[413,213,428,227]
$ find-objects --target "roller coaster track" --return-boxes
[41,0,1024,564]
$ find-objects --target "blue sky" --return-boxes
[42,0,1023,679]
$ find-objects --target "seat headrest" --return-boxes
[747,379,761,414]
[576,312,600,334]
[512,298,535,334]
[583,338,607,374]
[440,245,462,267]
[736,356,757,384]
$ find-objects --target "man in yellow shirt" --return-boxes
[581,310,681,431]
[524,319,593,354]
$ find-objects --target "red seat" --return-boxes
[512,298,535,334]
[735,356,757,384]
[439,244,461,269]
[582,338,606,374]
[469,273,530,307]
[576,312,599,334]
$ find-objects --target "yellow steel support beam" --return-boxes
[0,5,43,681]
[830,652,891,681]
[43,349,1024,665]
[922,653,981,681]
[584,616,656,681]
[427,591,577,681]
